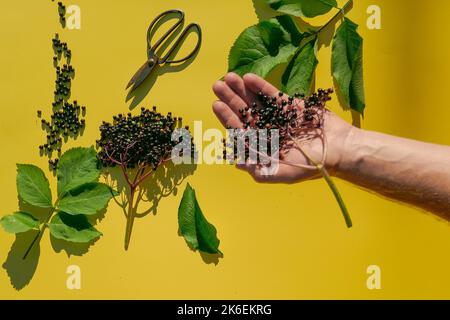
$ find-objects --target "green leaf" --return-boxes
[332,18,366,114]
[265,0,337,18]
[228,15,306,78]
[58,183,115,216]
[16,164,52,208]
[0,212,40,234]
[178,183,221,254]
[282,38,318,95]
[57,147,100,197]
[48,212,102,243]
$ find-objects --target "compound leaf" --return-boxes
[58,183,115,216]
[332,17,365,114]
[16,164,52,208]
[265,0,337,18]
[0,212,40,234]
[228,15,305,79]
[48,212,102,243]
[282,38,318,95]
[57,147,100,197]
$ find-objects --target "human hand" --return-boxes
[212,73,354,183]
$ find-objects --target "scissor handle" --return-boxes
[160,23,202,64]
[147,9,185,56]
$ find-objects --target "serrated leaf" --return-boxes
[178,183,221,254]
[58,183,115,216]
[0,212,40,234]
[265,0,337,18]
[282,38,318,95]
[48,212,102,243]
[332,18,366,114]
[16,164,52,208]
[228,15,305,78]
[57,147,100,197]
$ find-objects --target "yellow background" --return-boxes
[1,0,450,299]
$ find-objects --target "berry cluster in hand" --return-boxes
[224,88,333,162]
[37,33,86,171]
[97,107,190,170]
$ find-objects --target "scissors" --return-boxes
[126,9,202,92]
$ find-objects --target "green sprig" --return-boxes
[0,147,116,260]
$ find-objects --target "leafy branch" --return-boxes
[227,0,365,114]
[0,147,116,260]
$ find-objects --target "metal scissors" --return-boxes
[126,9,202,92]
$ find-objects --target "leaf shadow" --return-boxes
[50,207,106,257]
[252,0,278,21]
[3,196,108,290]
[177,228,223,265]
[125,13,202,110]
[50,235,100,257]
[2,231,41,291]
[1,196,52,290]
[103,161,197,249]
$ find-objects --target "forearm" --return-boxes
[334,127,450,219]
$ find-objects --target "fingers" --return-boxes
[243,73,304,110]
[236,161,283,183]
[236,158,305,184]
[247,164,285,183]
[243,73,279,97]
[212,101,242,128]
[223,72,256,106]
[212,80,247,115]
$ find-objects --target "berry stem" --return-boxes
[23,228,44,260]
[23,207,56,260]
[123,166,149,250]
[124,185,136,251]
[314,0,353,36]
[289,135,352,228]
[317,164,352,228]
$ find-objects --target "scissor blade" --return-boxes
[126,61,155,91]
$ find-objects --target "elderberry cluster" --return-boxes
[52,33,72,64]
[223,88,333,162]
[38,101,86,164]
[37,32,85,171]
[97,107,192,170]
[57,1,66,26]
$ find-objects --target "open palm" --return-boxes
[212,73,353,183]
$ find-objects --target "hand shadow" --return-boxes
[103,161,197,249]
[125,13,202,110]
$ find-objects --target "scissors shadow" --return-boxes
[126,27,202,110]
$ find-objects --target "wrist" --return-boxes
[326,123,364,178]
[333,125,364,179]
[322,111,363,177]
